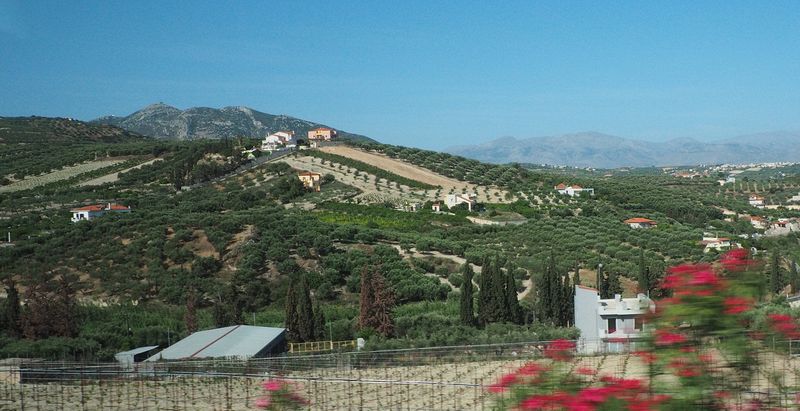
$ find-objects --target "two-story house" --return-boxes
[574,285,654,353]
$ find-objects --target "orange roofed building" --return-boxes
[307,127,337,141]
[624,217,657,229]
[70,203,131,222]
[298,172,322,192]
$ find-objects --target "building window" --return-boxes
[634,317,643,331]
[607,318,616,334]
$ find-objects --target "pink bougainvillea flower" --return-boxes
[576,367,597,376]
[517,362,549,376]
[543,339,575,362]
[263,380,284,392]
[254,396,271,409]
[723,296,752,315]
[488,372,518,393]
[654,330,687,346]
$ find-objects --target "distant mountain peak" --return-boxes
[446,132,800,168]
[91,103,374,142]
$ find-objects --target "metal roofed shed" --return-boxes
[146,325,286,361]
[115,346,160,368]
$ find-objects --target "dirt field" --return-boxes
[0,159,126,192]
[317,147,514,204]
[78,158,161,187]
[3,350,798,410]
[279,150,513,207]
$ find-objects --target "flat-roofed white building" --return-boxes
[574,286,654,353]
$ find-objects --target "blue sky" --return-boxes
[1,1,798,149]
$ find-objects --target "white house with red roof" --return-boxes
[70,203,131,222]
[554,183,594,197]
[701,233,734,253]
[624,217,657,229]
[262,131,295,151]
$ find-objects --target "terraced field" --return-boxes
[0,159,126,192]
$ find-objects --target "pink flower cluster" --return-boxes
[768,314,800,340]
[254,379,309,410]
[543,339,576,362]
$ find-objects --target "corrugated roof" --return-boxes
[116,345,159,357]
[146,325,285,361]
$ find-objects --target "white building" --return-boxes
[261,131,295,151]
[445,193,477,211]
[555,183,594,197]
[701,233,733,253]
[749,195,765,208]
[624,217,657,229]
[574,286,654,354]
[70,203,131,223]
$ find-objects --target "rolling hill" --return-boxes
[447,131,800,168]
[92,103,376,142]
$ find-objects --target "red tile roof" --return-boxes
[70,203,129,212]
[71,205,105,212]
[555,183,567,190]
[624,218,656,224]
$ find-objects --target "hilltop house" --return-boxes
[298,171,322,192]
[262,131,295,151]
[555,183,594,197]
[574,285,654,353]
[307,127,337,142]
[624,217,657,229]
[71,203,131,222]
[445,193,477,211]
[749,195,765,208]
[431,202,442,212]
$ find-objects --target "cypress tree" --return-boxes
[607,271,622,297]
[790,260,800,294]
[459,263,476,326]
[358,267,374,331]
[550,270,564,326]
[537,254,555,323]
[3,280,21,338]
[313,301,327,341]
[295,274,315,341]
[573,261,581,286]
[597,264,607,298]
[638,249,650,294]
[477,258,493,326]
[490,257,508,322]
[504,262,521,324]
[284,280,300,342]
[562,271,573,327]
[770,252,785,295]
[370,270,396,337]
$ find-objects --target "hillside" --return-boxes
[93,103,376,142]
[447,131,800,168]
[0,116,145,143]
[1,134,799,362]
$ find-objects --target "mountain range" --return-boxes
[92,103,374,142]
[447,132,800,168]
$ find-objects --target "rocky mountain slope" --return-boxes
[447,131,800,168]
[92,103,375,142]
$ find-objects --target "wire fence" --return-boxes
[2,339,800,410]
